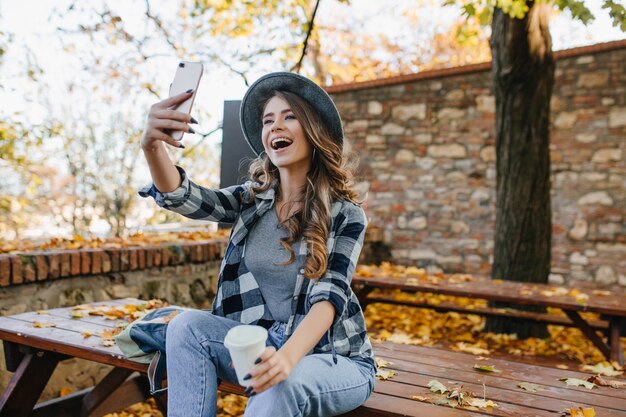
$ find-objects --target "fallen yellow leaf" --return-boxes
[376,369,397,380]
[375,358,394,368]
[570,407,596,417]
[455,342,490,356]
[466,398,498,408]
[33,321,56,328]
[517,382,542,392]
[581,362,623,377]
[411,395,428,401]
[559,378,596,389]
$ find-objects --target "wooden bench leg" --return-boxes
[30,373,154,417]
[2,341,24,372]
[153,392,168,414]
[80,367,134,417]
[0,350,62,417]
[353,285,375,309]
[609,317,625,366]
[564,310,611,361]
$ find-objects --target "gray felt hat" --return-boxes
[239,72,344,156]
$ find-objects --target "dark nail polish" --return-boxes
[185,88,193,93]
[190,117,198,124]
[188,127,195,134]
[179,144,185,149]
[249,392,256,397]
[244,386,253,395]
[243,373,251,381]
[254,357,262,365]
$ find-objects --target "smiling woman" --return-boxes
[136,72,376,417]
[260,94,313,187]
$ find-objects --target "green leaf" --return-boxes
[474,364,500,373]
[478,7,493,25]
[463,4,477,18]
[603,0,626,31]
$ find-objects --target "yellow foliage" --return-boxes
[0,229,230,254]
[364,287,616,365]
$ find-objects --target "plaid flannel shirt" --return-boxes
[139,166,375,366]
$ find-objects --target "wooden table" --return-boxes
[0,299,164,417]
[353,269,626,365]
[1,299,625,416]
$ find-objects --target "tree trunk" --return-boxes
[485,3,554,339]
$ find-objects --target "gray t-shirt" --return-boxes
[244,208,300,323]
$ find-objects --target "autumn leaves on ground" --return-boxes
[92,264,625,417]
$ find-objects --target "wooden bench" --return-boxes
[353,269,626,365]
[1,299,625,416]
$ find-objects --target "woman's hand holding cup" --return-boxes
[140,89,197,150]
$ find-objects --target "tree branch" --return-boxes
[144,0,180,53]
[290,0,321,73]
[182,122,223,155]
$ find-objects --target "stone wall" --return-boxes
[327,40,626,286]
[0,239,227,401]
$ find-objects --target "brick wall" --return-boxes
[0,239,228,400]
[328,40,626,286]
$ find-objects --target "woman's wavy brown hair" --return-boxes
[245,90,360,280]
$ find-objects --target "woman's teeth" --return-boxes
[271,138,293,150]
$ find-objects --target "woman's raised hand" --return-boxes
[140,90,197,150]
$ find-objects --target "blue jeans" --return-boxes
[166,310,376,417]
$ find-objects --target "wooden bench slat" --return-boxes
[340,391,489,417]
[375,374,626,417]
[373,378,560,417]
[375,351,626,408]
[7,298,149,329]
[6,311,121,330]
[0,314,124,342]
[0,318,145,372]
[375,342,626,385]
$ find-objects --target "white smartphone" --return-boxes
[166,61,203,141]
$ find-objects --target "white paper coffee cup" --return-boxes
[224,325,268,386]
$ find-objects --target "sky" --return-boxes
[1,0,625,239]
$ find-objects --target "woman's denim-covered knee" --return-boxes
[166,310,216,348]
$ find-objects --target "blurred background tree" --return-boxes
[0,0,622,244]
[0,0,492,241]
[442,0,625,338]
